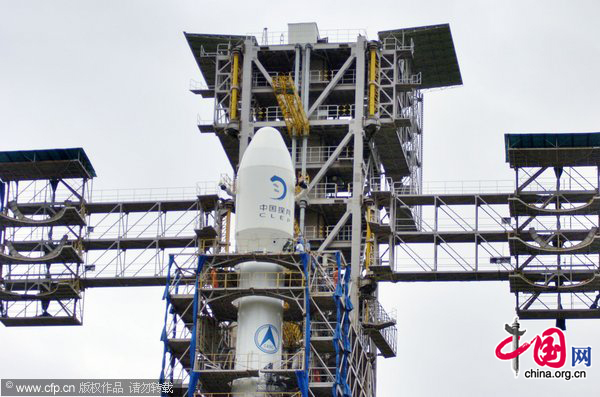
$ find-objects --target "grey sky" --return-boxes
[1,0,600,395]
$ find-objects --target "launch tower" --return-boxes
[2,21,599,397]
[170,23,461,397]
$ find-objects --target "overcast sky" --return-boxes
[1,1,600,396]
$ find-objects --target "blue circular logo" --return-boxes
[270,175,287,200]
[254,324,280,354]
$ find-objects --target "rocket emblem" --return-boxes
[255,324,280,354]
[270,175,287,200]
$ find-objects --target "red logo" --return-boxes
[496,327,566,368]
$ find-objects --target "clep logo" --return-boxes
[495,318,592,380]
[255,324,280,354]
[270,175,287,200]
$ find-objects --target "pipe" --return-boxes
[230,49,241,121]
[291,45,301,167]
[365,206,373,269]
[368,44,378,117]
[224,208,231,253]
[299,45,311,231]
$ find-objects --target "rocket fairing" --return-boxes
[231,127,296,395]
[235,126,295,254]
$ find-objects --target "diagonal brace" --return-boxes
[517,167,547,193]
[317,210,351,252]
[301,129,353,198]
[307,53,356,118]
[253,57,273,86]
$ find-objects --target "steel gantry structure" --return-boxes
[1,22,599,397]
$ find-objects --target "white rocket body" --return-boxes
[234,127,295,253]
[231,127,295,395]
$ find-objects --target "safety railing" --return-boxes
[195,351,304,371]
[90,185,215,202]
[5,179,91,205]
[399,103,417,122]
[397,72,422,86]
[311,321,335,338]
[306,183,353,200]
[369,176,395,193]
[247,28,368,45]
[391,254,517,273]
[407,177,600,196]
[303,225,352,242]
[382,36,414,55]
[303,225,324,241]
[363,299,396,327]
[252,104,355,122]
[0,297,82,322]
[331,225,352,241]
[252,71,279,88]
[309,68,356,84]
[198,43,231,57]
[165,316,193,340]
[167,279,196,297]
[393,183,419,196]
[86,218,200,240]
[517,291,599,312]
[198,270,305,289]
[251,68,357,88]
[88,245,198,280]
[0,267,79,283]
[251,106,284,122]
[308,366,336,383]
[516,168,598,193]
[310,268,338,293]
[319,28,368,42]
[189,79,213,92]
[418,180,514,195]
[310,104,355,120]
[291,145,353,166]
[362,299,397,355]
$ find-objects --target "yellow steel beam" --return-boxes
[229,51,240,121]
[368,47,378,117]
[272,74,309,137]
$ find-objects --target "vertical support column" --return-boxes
[388,235,395,271]
[299,44,311,231]
[350,37,366,318]
[513,167,520,268]
[475,197,479,271]
[434,198,439,271]
[291,45,302,168]
[239,39,255,161]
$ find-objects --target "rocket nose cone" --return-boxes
[239,127,293,170]
[250,127,285,150]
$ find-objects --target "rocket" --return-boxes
[231,127,295,394]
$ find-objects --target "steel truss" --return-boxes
[510,165,600,320]
[0,169,90,325]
